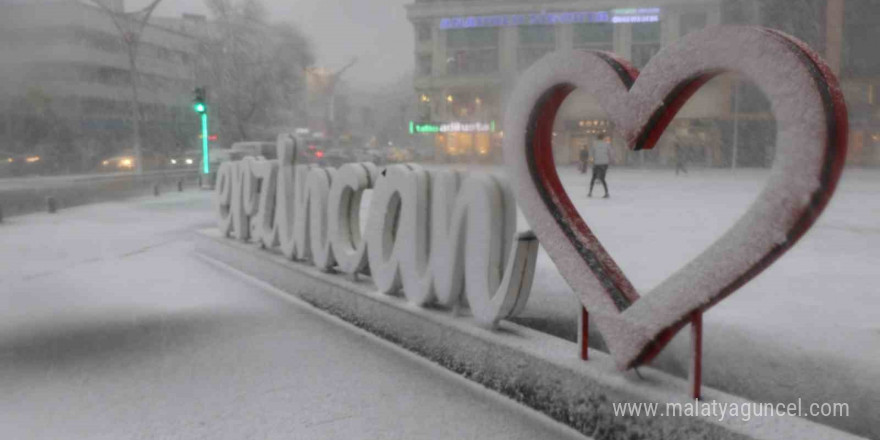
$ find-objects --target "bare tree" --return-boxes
[85,0,163,174]
[200,0,314,142]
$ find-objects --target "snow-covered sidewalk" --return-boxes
[512,166,879,438]
[0,192,583,440]
[2,165,876,437]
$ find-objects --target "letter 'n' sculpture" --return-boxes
[503,26,848,398]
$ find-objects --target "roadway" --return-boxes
[0,190,586,439]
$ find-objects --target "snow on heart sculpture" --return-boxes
[504,26,848,370]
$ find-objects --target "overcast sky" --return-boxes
[152,0,414,90]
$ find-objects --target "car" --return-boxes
[351,149,382,164]
[383,146,413,163]
[1,154,47,177]
[230,141,277,160]
[321,148,352,167]
[168,148,203,168]
[198,148,241,188]
[101,155,136,171]
[98,149,169,172]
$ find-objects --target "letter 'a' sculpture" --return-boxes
[503,26,848,398]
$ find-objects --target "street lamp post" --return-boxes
[88,0,164,175]
[731,78,741,170]
[193,87,209,175]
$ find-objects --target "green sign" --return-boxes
[410,121,496,134]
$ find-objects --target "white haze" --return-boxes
[154,0,414,89]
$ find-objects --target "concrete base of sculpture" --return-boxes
[194,228,862,440]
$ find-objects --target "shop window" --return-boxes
[447,28,499,75]
[631,22,661,68]
[573,22,613,51]
[518,25,555,70]
[417,54,432,76]
[680,12,707,37]
[416,22,432,43]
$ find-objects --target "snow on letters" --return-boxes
[215,134,538,326]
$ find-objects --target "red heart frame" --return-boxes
[505,26,848,369]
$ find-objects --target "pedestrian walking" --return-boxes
[579,147,589,173]
[675,140,688,175]
[588,134,613,198]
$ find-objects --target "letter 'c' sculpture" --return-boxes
[215,26,847,400]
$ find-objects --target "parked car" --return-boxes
[322,148,353,167]
[384,146,413,163]
[230,141,277,160]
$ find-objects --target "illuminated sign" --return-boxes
[612,15,659,23]
[440,11,609,29]
[410,121,496,134]
[439,8,659,30]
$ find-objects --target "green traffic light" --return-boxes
[193,102,206,113]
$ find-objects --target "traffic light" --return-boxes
[193,87,207,114]
[193,86,210,175]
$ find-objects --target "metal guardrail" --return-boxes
[0,169,201,220]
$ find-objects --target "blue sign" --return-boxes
[438,9,659,30]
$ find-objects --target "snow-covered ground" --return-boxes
[1,165,877,438]
[513,166,879,437]
[0,192,584,440]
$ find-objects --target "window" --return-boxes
[417,54,432,76]
[843,1,880,77]
[517,25,555,70]
[74,28,123,54]
[447,28,498,74]
[81,66,130,86]
[680,12,707,37]
[631,22,661,68]
[416,22,432,43]
[573,22,613,51]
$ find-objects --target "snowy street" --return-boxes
[0,191,583,439]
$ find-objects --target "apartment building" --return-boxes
[0,0,199,166]
[407,0,880,166]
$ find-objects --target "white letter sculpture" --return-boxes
[215,137,538,327]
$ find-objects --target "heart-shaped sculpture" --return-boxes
[504,26,848,370]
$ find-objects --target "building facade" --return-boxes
[406,0,880,167]
[0,0,199,171]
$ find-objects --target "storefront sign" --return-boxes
[410,121,496,134]
[439,9,660,30]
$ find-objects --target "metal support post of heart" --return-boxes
[690,311,703,400]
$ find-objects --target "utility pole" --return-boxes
[324,57,358,149]
[88,0,164,175]
[731,78,740,170]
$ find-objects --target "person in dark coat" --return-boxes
[579,147,589,173]
[589,134,613,198]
